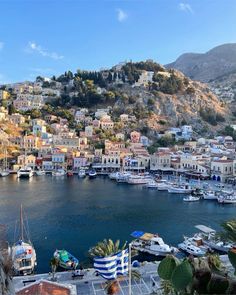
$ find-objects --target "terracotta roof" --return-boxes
[16,280,71,295]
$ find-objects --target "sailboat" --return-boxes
[0,147,10,177]
[11,205,37,275]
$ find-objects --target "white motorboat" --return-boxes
[218,194,236,204]
[178,239,206,257]
[203,190,218,200]
[35,170,45,176]
[78,169,86,178]
[127,175,151,185]
[11,205,37,275]
[52,169,66,177]
[116,172,131,183]
[156,180,172,191]
[143,180,158,189]
[0,170,10,177]
[195,225,233,253]
[131,231,178,256]
[17,166,33,178]
[88,169,97,178]
[168,184,192,194]
[109,172,120,180]
[183,195,200,202]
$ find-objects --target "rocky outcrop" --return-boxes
[166,43,236,83]
[0,253,14,295]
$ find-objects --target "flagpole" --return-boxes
[128,242,132,295]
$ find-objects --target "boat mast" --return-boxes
[20,204,24,241]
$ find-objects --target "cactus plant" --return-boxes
[158,255,180,280]
[171,260,193,291]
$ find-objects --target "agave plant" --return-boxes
[89,239,127,257]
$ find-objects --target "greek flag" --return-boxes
[94,249,129,280]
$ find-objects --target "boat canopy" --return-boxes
[131,231,158,241]
[60,250,69,262]
[195,225,216,234]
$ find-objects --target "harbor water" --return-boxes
[0,175,235,273]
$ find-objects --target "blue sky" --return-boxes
[0,0,236,83]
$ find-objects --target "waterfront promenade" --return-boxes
[13,255,233,294]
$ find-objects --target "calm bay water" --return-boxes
[0,175,235,273]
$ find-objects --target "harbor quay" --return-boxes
[12,255,233,295]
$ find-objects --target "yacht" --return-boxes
[194,225,233,253]
[131,231,178,256]
[203,190,218,200]
[78,169,86,178]
[11,205,37,275]
[88,169,97,178]
[168,184,193,194]
[0,170,10,177]
[52,169,66,177]
[109,172,120,180]
[143,180,158,189]
[127,174,151,185]
[0,148,10,177]
[183,195,200,202]
[17,166,33,178]
[156,180,172,191]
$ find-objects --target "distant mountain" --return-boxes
[166,43,236,83]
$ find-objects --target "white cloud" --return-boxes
[0,42,4,51]
[27,41,64,60]
[117,9,128,22]
[179,3,194,13]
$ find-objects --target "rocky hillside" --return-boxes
[47,61,229,134]
[166,43,236,83]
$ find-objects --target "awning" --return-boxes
[195,225,216,234]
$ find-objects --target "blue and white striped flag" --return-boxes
[94,249,129,280]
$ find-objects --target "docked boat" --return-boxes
[143,180,158,189]
[11,205,37,275]
[218,194,236,204]
[109,172,120,180]
[178,239,206,257]
[88,169,97,178]
[52,169,66,177]
[131,231,178,256]
[78,169,86,178]
[17,166,33,178]
[35,170,45,176]
[127,175,151,185]
[67,171,74,177]
[194,225,233,253]
[156,180,172,191]
[183,195,200,202]
[54,249,79,270]
[203,190,218,200]
[168,184,193,194]
[0,170,10,177]
[116,172,131,183]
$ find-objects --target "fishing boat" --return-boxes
[88,169,97,178]
[78,169,86,178]
[35,170,45,176]
[17,166,33,178]
[168,184,193,194]
[143,180,158,189]
[127,174,151,185]
[11,205,37,275]
[131,231,178,256]
[194,225,233,253]
[54,249,79,270]
[52,169,66,177]
[183,195,200,202]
